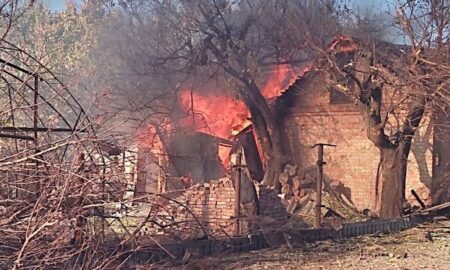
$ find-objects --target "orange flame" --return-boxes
[179,91,250,139]
[179,65,298,138]
[177,65,299,166]
[261,64,298,99]
[137,64,305,167]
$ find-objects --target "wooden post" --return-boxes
[157,155,166,193]
[234,151,242,235]
[315,145,324,228]
[310,143,336,228]
[73,153,86,245]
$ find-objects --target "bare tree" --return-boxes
[311,0,450,218]
[100,0,342,188]
[0,5,207,268]
[0,0,35,41]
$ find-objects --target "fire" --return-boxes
[261,64,298,99]
[137,64,304,167]
[179,91,249,139]
[179,65,298,138]
[176,65,299,165]
[178,91,250,164]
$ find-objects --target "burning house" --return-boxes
[120,36,450,238]
[3,2,450,269]
[134,131,230,194]
[132,64,300,192]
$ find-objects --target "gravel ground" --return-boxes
[214,226,450,270]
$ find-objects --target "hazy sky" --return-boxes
[356,0,394,10]
[43,0,70,11]
[44,0,395,12]
[43,0,404,42]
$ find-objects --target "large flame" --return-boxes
[179,91,249,139]
[177,65,299,165]
[179,65,298,138]
[261,64,297,99]
[138,65,304,167]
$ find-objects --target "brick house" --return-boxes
[274,67,449,210]
[132,38,450,213]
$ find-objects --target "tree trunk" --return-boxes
[348,50,426,218]
[241,80,286,189]
[223,63,286,189]
[375,148,404,218]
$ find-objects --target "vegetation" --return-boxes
[0,0,449,268]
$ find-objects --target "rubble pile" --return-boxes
[279,164,361,224]
[256,184,288,223]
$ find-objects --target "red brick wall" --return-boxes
[283,109,379,209]
[161,178,287,238]
[182,178,237,236]
[279,72,433,210]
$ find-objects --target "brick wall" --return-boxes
[182,178,237,236]
[279,71,433,210]
[165,178,287,238]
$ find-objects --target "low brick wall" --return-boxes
[182,178,237,236]
[150,178,287,238]
[184,178,287,236]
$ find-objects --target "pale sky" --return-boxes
[43,0,404,42]
[44,0,395,12]
[43,0,80,11]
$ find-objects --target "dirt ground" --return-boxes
[172,223,450,270]
[214,226,450,270]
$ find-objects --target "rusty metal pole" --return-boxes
[411,189,426,209]
[315,145,324,228]
[310,143,336,228]
[33,75,39,143]
[234,152,242,235]
[33,75,40,195]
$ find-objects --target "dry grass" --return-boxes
[212,224,450,270]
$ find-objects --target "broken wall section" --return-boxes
[169,178,287,238]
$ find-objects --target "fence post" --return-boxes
[234,151,242,235]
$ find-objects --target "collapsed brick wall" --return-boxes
[166,178,287,238]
